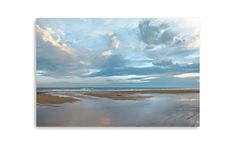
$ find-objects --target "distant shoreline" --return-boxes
[37,89,199,103]
[108,89,199,94]
[83,89,199,100]
[37,87,199,92]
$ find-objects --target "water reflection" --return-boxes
[37,93,199,126]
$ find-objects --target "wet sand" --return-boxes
[84,92,151,100]
[36,89,199,126]
[37,93,79,104]
[84,89,199,100]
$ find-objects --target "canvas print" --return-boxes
[36,18,200,126]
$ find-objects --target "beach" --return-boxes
[84,89,199,100]
[37,89,199,126]
[37,92,79,104]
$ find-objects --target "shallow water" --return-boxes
[37,92,199,126]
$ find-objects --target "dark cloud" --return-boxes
[91,62,199,77]
[138,19,199,66]
[139,20,177,47]
[152,59,173,67]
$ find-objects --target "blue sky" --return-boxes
[36,18,200,88]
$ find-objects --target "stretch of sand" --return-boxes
[84,89,199,100]
[37,93,79,104]
[36,89,199,103]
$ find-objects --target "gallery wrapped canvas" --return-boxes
[36,18,200,126]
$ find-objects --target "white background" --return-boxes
[0,0,236,148]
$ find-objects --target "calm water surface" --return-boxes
[37,92,199,126]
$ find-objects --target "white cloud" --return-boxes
[101,50,112,57]
[36,25,73,54]
[186,33,200,49]
[79,60,90,66]
[104,75,147,83]
[104,75,159,83]
[142,76,159,80]
[139,18,200,50]
[176,18,200,49]
[108,32,120,48]
[81,69,101,76]
[127,62,154,68]
[173,73,199,78]
[90,30,105,38]
[108,75,145,79]
[36,70,46,76]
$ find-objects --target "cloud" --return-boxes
[37,74,148,85]
[37,74,160,87]
[36,25,90,77]
[152,58,173,67]
[37,72,199,88]
[139,20,175,47]
[36,18,200,88]
[105,75,149,83]
[127,61,154,68]
[137,19,200,67]
[101,50,112,57]
[79,60,90,66]
[173,72,199,78]
[186,33,200,49]
[108,32,120,48]
[36,70,47,76]
[138,19,200,50]
[92,62,199,77]
[90,30,105,38]
[36,25,73,54]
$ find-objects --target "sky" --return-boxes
[36,18,200,88]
